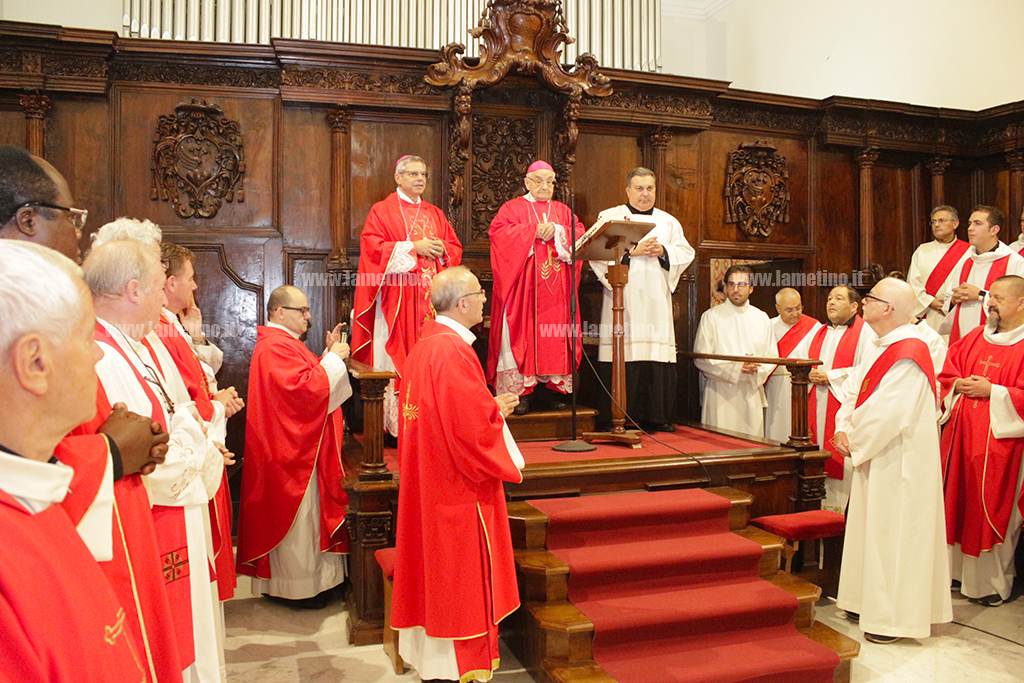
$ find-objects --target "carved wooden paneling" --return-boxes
[47,97,113,241]
[572,125,644,226]
[724,141,790,238]
[280,105,333,250]
[869,164,917,277]
[809,148,858,320]
[0,106,26,149]
[113,87,276,233]
[662,131,702,253]
[286,250,334,359]
[470,113,536,241]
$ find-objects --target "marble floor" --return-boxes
[224,580,1024,683]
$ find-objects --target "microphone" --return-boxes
[338,322,349,346]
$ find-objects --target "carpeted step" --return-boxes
[596,623,840,683]
[768,572,822,629]
[734,526,784,577]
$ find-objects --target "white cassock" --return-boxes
[253,321,352,600]
[693,301,774,435]
[834,323,952,640]
[590,206,694,363]
[938,243,1024,340]
[793,320,875,513]
[1008,234,1024,255]
[764,316,820,442]
[915,318,947,388]
[95,319,225,683]
[908,239,970,334]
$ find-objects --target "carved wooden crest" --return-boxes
[724,140,789,238]
[426,0,611,97]
[151,100,245,219]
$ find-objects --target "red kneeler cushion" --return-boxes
[375,547,396,580]
[750,510,846,542]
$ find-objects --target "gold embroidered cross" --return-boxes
[978,355,1001,377]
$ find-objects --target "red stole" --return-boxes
[769,314,818,378]
[808,316,865,479]
[949,255,1010,344]
[939,325,1024,554]
[0,490,146,683]
[854,338,936,408]
[152,314,236,601]
[93,324,195,670]
[236,327,349,580]
[351,193,462,377]
[924,239,970,296]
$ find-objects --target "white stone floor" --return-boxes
[224,579,1024,683]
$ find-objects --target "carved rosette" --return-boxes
[151,100,245,219]
[471,115,536,240]
[724,141,790,238]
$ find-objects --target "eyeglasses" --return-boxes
[862,293,890,306]
[280,306,311,315]
[526,176,556,187]
[7,201,88,231]
[724,281,751,289]
[930,218,952,225]
[459,289,486,301]
[399,171,429,179]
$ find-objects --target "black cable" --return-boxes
[579,347,713,485]
[950,620,1024,647]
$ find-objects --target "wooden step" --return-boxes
[525,601,595,663]
[734,526,784,578]
[542,659,616,683]
[507,407,598,442]
[706,486,754,530]
[798,621,860,683]
[768,571,822,629]
[508,500,549,550]
[516,549,569,602]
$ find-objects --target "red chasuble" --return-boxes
[939,326,1024,555]
[486,196,584,387]
[236,327,349,580]
[808,316,866,479]
[155,313,236,601]
[924,239,970,296]
[352,192,462,376]
[0,490,144,683]
[393,321,522,676]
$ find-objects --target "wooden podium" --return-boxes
[576,218,656,447]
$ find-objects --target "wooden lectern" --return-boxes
[576,218,656,447]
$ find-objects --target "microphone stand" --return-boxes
[553,185,595,453]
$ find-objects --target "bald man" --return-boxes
[765,288,819,441]
[236,285,353,609]
[939,275,1024,607]
[833,278,952,644]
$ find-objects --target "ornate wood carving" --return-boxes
[924,156,951,176]
[42,54,107,79]
[111,62,280,89]
[587,90,711,117]
[926,156,951,207]
[1006,151,1024,233]
[283,69,436,95]
[151,100,245,220]
[724,141,790,238]
[425,0,611,98]
[471,114,536,240]
[648,128,672,210]
[327,108,355,271]
[449,84,473,214]
[856,148,880,270]
[0,50,23,72]
[19,93,50,157]
[713,104,816,133]
[554,95,580,202]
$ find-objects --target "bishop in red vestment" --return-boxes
[939,275,1024,605]
[237,285,351,606]
[487,162,584,411]
[352,155,462,435]
[393,267,524,682]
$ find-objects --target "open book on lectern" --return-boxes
[574,216,657,260]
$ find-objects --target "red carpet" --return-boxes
[530,490,839,683]
[373,425,770,472]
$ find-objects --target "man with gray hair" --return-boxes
[590,167,694,432]
[0,240,144,681]
[85,239,226,682]
[765,288,820,441]
[352,154,462,438]
[833,277,951,643]
[0,145,86,262]
[908,205,969,335]
[392,265,523,683]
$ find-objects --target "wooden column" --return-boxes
[19,93,50,157]
[648,128,672,210]
[856,148,879,269]
[326,107,353,270]
[1006,150,1024,236]
[925,155,951,208]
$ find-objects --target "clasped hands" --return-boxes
[629,236,664,258]
[413,237,445,260]
[950,283,983,305]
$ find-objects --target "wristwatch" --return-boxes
[979,289,988,300]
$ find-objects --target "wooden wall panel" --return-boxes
[113,86,277,232]
[287,250,334,358]
[349,116,444,257]
[944,170,974,239]
[870,164,917,277]
[809,148,858,320]
[47,96,111,242]
[281,105,332,249]
[702,131,809,250]
[573,125,643,226]
[0,107,25,149]
[664,131,702,251]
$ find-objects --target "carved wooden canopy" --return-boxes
[151,100,245,219]
[724,140,790,238]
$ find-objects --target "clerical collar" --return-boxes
[436,314,475,344]
[626,203,654,216]
[397,188,421,205]
[829,314,858,329]
[267,321,301,340]
[0,449,74,514]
